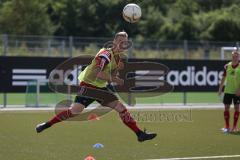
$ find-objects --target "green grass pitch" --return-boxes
[0,92,220,105]
[0,109,239,160]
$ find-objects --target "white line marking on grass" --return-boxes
[146,155,240,160]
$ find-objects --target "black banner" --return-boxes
[0,56,65,92]
[0,56,227,93]
[130,59,226,92]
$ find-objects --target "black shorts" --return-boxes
[74,86,118,107]
[223,93,240,105]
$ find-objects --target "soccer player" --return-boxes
[218,51,240,133]
[36,31,157,142]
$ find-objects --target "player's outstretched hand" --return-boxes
[113,77,124,86]
[117,61,124,70]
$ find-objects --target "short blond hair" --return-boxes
[114,31,128,39]
[232,51,240,55]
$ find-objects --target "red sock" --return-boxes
[119,109,141,133]
[224,110,230,128]
[233,111,240,128]
[48,109,74,126]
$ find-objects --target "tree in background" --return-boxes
[49,0,123,37]
[0,0,55,35]
[1,0,240,41]
[197,4,240,41]
[49,0,174,38]
[159,0,199,40]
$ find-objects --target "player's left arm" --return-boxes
[236,89,240,96]
[235,78,240,96]
[235,68,240,96]
[235,73,240,96]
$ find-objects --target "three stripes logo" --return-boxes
[135,70,165,87]
[12,69,47,86]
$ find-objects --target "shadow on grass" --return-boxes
[229,132,240,136]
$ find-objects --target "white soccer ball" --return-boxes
[122,3,141,23]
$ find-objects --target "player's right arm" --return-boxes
[218,64,227,96]
[93,52,124,86]
[94,67,124,86]
[218,76,225,96]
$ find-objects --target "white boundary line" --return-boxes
[146,155,240,160]
[0,104,223,110]
[0,105,223,112]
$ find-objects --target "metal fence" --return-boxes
[1,34,239,59]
